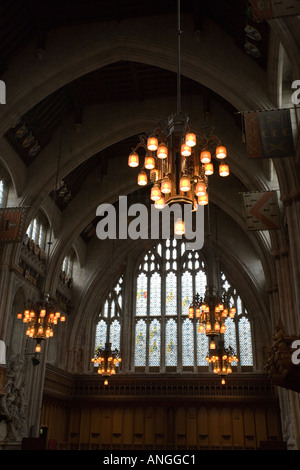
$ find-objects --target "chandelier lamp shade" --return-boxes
[91,342,121,377]
[17,297,66,353]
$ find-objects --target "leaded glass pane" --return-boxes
[110,299,116,317]
[135,320,147,366]
[239,317,253,366]
[182,318,194,366]
[197,330,209,366]
[109,319,121,350]
[95,319,107,348]
[136,272,147,316]
[103,300,109,318]
[166,319,177,366]
[149,319,161,366]
[150,272,161,316]
[195,270,206,298]
[181,271,193,316]
[166,271,177,316]
[225,317,238,365]
[237,296,242,315]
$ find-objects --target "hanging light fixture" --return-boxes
[127,0,230,235]
[17,125,66,354]
[189,291,235,344]
[206,340,238,381]
[91,342,121,376]
[18,298,65,353]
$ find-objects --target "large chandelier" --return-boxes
[128,1,229,232]
[17,296,65,353]
[91,342,121,377]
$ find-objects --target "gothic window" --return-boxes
[133,240,254,372]
[95,276,123,354]
[134,239,210,371]
[26,214,48,251]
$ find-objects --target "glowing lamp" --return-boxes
[161,178,172,194]
[195,182,206,196]
[185,132,196,147]
[128,151,139,167]
[219,163,230,177]
[147,136,158,151]
[216,145,227,159]
[179,176,191,192]
[210,340,216,350]
[204,163,214,175]
[154,196,165,209]
[138,171,148,186]
[200,150,211,164]
[144,155,155,170]
[150,184,161,201]
[157,143,168,159]
[174,218,185,235]
[198,194,208,206]
[181,143,191,157]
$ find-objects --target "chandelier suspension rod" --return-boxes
[177,0,182,116]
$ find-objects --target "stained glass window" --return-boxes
[135,319,147,366]
[182,318,194,366]
[136,273,147,316]
[150,272,161,316]
[181,271,193,316]
[149,319,161,366]
[165,319,177,366]
[131,241,254,372]
[239,316,253,366]
[166,272,177,316]
[197,330,209,366]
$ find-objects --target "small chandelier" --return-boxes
[91,342,121,376]
[128,0,229,234]
[206,340,238,382]
[188,291,236,349]
[17,296,65,353]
